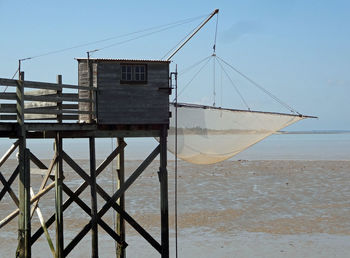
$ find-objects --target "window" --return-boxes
[121,64,147,83]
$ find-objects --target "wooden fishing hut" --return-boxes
[0,58,171,257]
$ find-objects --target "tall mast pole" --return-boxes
[166,9,219,61]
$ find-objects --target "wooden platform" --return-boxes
[0,122,164,138]
[0,73,170,258]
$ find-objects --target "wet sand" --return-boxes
[1,159,350,257]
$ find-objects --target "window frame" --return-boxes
[120,63,147,84]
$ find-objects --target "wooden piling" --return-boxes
[55,74,64,258]
[116,138,126,258]
[159,126,169,258]
[16,72,31,258]
[89,137,98,257]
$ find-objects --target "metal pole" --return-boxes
[174,66,178,258]
[166,9,219,61]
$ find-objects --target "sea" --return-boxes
[0,133,350,257]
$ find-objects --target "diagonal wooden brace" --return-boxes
[31,142,126,245]
[0,166,19,204]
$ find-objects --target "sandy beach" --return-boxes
[1,159,350,257]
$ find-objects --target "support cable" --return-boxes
[18,13,208,62]
[220,64,223,107]
[174,56,212,102]
[212,11,219,54]
[161,26,198,60]
[217,56,301,115]
[2,67,19,93]
[212,12,219,106]
[178,55,212,76]
[213,56,216,107]
[161,18,204,60]
[216,58,251,110]
[93,17,206,53]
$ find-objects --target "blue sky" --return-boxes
[0,0,349,134]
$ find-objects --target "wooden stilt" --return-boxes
[159,126,169,258]
[16,72,31,258]
[116,137,125,258]
[54,74,64,258]
[89,137,98,257]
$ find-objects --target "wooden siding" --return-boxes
[78,60,170,125]
[78,61,97,121]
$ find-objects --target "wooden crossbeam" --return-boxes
[31,143,126,244]
[0,140,19,167]
[62,184,126,246]
[0,167,19,206]
[0,166,19,202]
[0,114,79,121]
[96,144,160,219]
[29,153,57,218]
[62,151,91,184]
[60,149,160,253]
[30,187,55,257]
[0,77,95,91]
[95,183,161,253]
[63,145,159,256]
[0,92,92,103]
[0,181,55,229]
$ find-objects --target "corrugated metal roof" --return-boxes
[75,58,170,63]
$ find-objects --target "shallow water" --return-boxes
[1,159,350,257]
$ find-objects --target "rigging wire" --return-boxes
[178,55,212,76]
[2,68,19,93]
[213,55,216,106]
[161,26,197,60]
[19,13,208,61]
[217,56,301,115]
[216,57,251,110]
[213,11,219,54]
[161,18,205,60]
[212,12,219,106]
[220,64,223,107]
[174,55,213,102]
[92,20,199,53]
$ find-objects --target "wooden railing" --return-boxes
[0,72,95,123]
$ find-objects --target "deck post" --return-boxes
[116,138,126,258]
[16,72,31,258]
[159,125,169,258]
[56,75,63,123]
[55,74,64,258]
[89,137,98,257]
